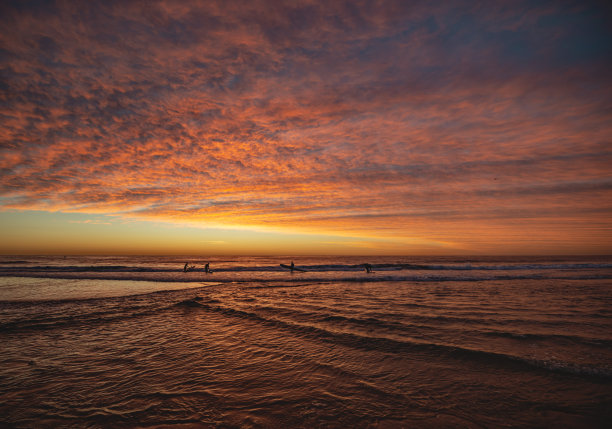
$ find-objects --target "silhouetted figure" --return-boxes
[184,262,189,272]
[364,263,373,273]
[205,263,210,273]
[290,261,295,272]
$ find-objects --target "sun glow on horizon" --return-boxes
[0,209,466,256]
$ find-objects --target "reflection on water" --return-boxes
[0,277,214,301]
[0,256,611,427]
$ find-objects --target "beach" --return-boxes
[1,255,611,427]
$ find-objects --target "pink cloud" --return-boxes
[1,0,611,253]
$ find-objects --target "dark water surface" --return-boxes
[0,256,611,428]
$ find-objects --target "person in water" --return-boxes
[290,261,295,271]
[184,262,189,272]
[204,263,210,273]
[364,263,372,273]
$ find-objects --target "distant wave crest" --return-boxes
[1,261,610,283]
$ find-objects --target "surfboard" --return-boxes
[280,263,307,272]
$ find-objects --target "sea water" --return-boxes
[0,255,611,427]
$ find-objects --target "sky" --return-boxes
[1,0,611,255]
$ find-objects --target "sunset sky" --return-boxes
[1,0,611,255]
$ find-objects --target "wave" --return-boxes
[482,330,612,348]
[0,287,214,331]
[180,300,612,380]
[1,262,610,275]
[3,291,610,380]
[0,265,170,273]
[0,306,160,332]
[1,271,609,283]
[416,263,612,271]
[247,303,612,352]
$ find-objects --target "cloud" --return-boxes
[68,219,112,225]
[1,0,611,252]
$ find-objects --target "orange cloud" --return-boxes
[1,0,611,254]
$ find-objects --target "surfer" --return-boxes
[184,262,189,272]
[204,263,210,273]
[364,263,372,273]
[280,262,304,272]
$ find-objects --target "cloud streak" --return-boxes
[1,0,611,253]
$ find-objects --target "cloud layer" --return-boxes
[1,0,611,253]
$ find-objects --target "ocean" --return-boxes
[0,255,610,428]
